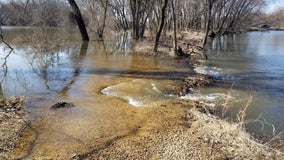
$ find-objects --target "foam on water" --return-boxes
[101,80,176,107]
[194,66,222,76]
[151,83,161,93]
[127,96,145,107]
[180,92,234,107]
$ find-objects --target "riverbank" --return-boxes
[73,101,284,159]
[247,27,284,32]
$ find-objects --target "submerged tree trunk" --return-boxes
[67,0,89,41]
[154,0,169,52]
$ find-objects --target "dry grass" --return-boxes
[0,97,28,159]
[237,92,253,129]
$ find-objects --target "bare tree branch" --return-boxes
[0,25,13,50]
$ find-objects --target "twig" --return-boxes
[237,91,254,129]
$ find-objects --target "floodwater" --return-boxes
[0,27,190,159]
[198,31,284,135]
[1,27,284,158]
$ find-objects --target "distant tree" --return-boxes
[83,0,109,38]
[109,0,130,31]
[269,7,284,28]
[130,0,154,39]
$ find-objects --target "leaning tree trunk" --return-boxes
[68,0,89,41]
[153,0,169,52]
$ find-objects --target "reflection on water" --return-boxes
[206,31,284,135]
[0,27,136,98]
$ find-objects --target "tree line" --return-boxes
[0,0,271,46]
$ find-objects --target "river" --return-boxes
[1,27,283,158]
[200,31,284,135]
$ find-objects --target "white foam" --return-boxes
[180,93,234,104]
[101,85,117,96]
[151,83,161,93]
[126,96,145,107]
[102,86,146,107]
[194,66,222,76]
[101,80,175,107]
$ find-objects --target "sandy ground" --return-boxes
[73,101,284,159]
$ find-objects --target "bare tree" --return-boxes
[203,0,215,47]
[83,0,109,38]
[109,0,130,31]
[171,0,177,55]
[130,0,154,39]
[97,0,109,38]
[153,0,169,52]
[67,0,89,41]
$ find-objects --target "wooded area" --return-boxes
[0,0,282,46]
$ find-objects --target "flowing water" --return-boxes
[1,27,284,158]
[200,31,284,135]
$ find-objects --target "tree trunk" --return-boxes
[130,0,138,39]
[203,0,213,47]
[67,0,89,41]
[154,0,169,52]
[98,0,109,38]
[171,0,177,55]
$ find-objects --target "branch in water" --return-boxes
[0,26,14,50]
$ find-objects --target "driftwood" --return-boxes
[177,46,208,60]
[190,49,208,60]
[177,46,190,58]
[50,101,75,110]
